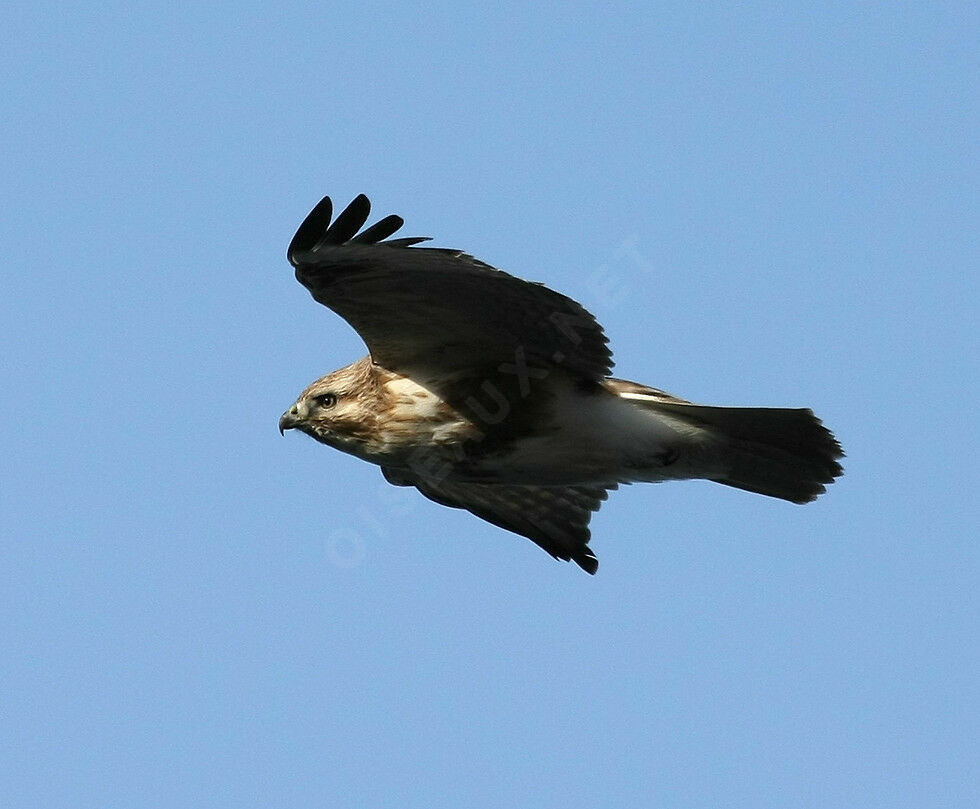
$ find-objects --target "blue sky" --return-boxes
[2,2,977,807]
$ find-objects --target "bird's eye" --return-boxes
[315,393,337,409]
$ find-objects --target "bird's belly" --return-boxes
[449,388,687,486]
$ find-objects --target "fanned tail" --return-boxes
[644,402,844,503]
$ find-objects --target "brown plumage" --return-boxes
[279,195,844,573]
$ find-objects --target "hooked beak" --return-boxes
[279,407,300,436]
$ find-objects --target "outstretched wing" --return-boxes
[287,195,613,385]
[382,467,615,574]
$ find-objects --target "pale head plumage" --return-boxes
[279,357,389,457]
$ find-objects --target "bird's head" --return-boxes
[279,357,382,454]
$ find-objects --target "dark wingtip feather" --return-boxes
[288,194,429,265]
[385,236,431,247]
[322,194,371,246]
[352,214,405,244]
[573,550,599,575]
[287,196,332,265]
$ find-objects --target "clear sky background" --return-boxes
[2,3,977,807]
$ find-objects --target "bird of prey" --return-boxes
[279,194,843,573]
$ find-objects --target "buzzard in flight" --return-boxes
[279,195,843,573]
